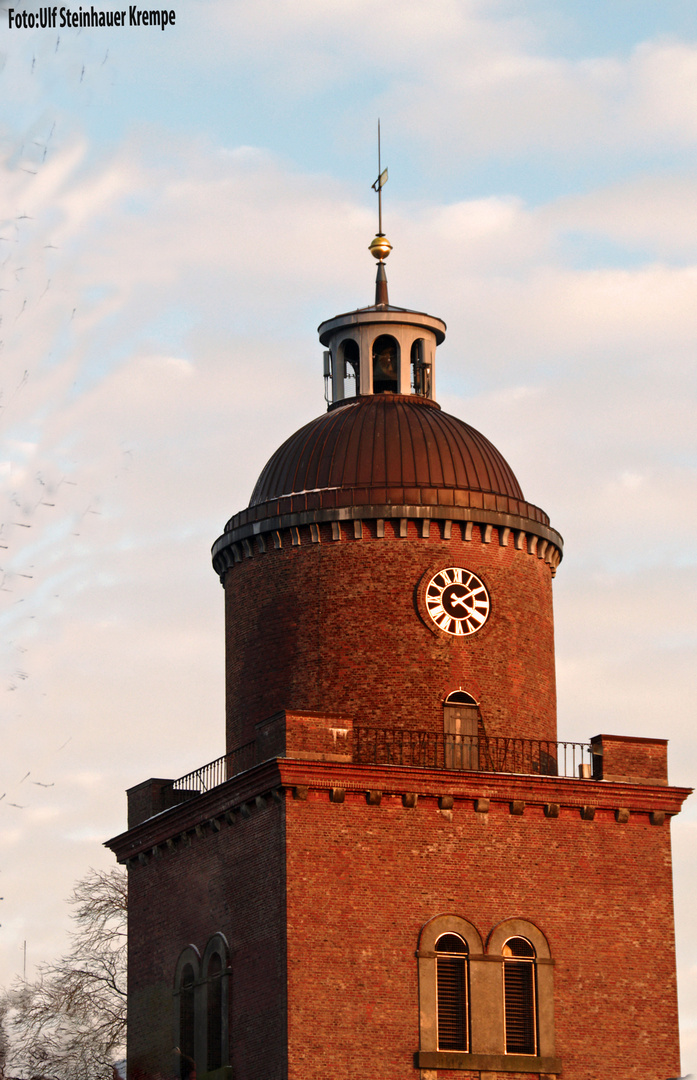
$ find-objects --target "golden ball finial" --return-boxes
[369,233,392,261]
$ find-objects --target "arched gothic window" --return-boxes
[503,937,537,1055]
[435,933,469,1051]
[372,335,399,393]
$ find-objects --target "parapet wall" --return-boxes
[592,733,668,786]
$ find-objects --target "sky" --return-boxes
[1,0,697,1071]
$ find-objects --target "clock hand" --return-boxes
[448,592,470,610]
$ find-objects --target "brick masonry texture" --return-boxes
[126,798,287,1080]
[117,762,686,1080]
[593,733,669,784]
[224,522,557,753]
[284,787,681,1080]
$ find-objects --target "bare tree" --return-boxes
[3,867,126,1080]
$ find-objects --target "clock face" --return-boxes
[425,567,490,636]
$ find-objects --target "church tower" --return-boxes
[108,179,690,1080]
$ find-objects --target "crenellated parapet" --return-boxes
[213,512,563,581]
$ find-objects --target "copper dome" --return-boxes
[247,394,532,516]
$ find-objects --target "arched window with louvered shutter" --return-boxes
[418,917,558,1071]
[435,933,469,1051]
[502,936,537,1055]
[417,915,483,1062]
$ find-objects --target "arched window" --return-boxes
[206,953,223,1070]
[503,937,537,1055]
[177,963,195,1071]
[202,932,230,1072]
[443,691,480,770]
[417,917,558,1072]
[417,914,483,1063]
[341,338,360,396]
[411,338,431,397]
[436,933,469,1051]
[372,335,399,393]
[174,937,230,1076]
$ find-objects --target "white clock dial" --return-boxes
[425,567,490,636]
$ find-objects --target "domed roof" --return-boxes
[247,394,534,517]
[215,257,558,566]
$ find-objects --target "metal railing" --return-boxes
[354,728,592,779]
[168,740,256,798]
[161,729,592,811]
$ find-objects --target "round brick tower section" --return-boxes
[213,394,563,755]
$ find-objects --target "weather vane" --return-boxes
[369,119,392,264]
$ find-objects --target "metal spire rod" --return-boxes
[368,119,392,303]
[372,119,388,236]
[378,119,382,234]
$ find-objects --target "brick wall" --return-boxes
[592,733,668,785]
[115,758,687,1080]
[224,522,557,753]
[285,783,681,1080]
[125,796,287,1080]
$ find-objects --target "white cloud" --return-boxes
[544,174,697,257]
[381,36,697,160]
[179,0,697,161]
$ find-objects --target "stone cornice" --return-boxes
[105,757,692,865]
[317,305,447,345]
[212,506,564,582]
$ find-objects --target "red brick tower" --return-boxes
[108,215,690,1080]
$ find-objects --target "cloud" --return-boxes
[544,175,697,257]
[380,36,697,164]
[171,2,697,163]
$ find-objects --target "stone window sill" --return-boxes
[416,1050,562,1073]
